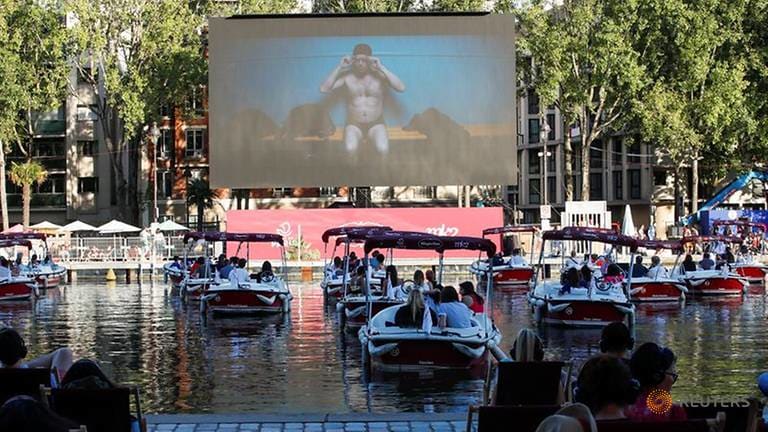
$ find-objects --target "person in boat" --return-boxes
[385,265,403,299]
[737,245,754,264]
[603,264,624,284]
[459,280,484,313]
[189,257,204,278]
[681,254,696,273]
[42,255,52,266]
[724,246,736,264]
[509,248,528,266]
[0,257,11,280]
[560,267,583,295]
[437,286,472,328]
[599,322,633,362]
[698,252,715,270]
[330,256,344,276]
[169,256,182,270]
[425,269,437,289]
[228,258,250,286]
[565,250,582,270]
[350,266,369,295]
[29,254,39,267]
[574,355,639,420]
[394,289,437,328]
[370,250,381,268]
[491,252,505,267]
[647,256,669,278]
[626,343,686,421]
[631,256,648,278]
[218,256,235,279]
[579,265,595,289]
[255,261,275,283]
[0,327,73,381]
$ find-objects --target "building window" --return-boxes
[76,105,98,121]
[185,129,205,158]
[546,146,556,172]
[272,187,293,198]
[613,171,623,200]
[78,140,95,157]
[529,178,541,204]
[159,104,172,118]
[548,175,557,203]
[629,169,642,199]
[157,170,173,198]
[590,141,603,169]
[528,149,540,174]
[653,170,667,186]
[157,129,173,159]
[589,173,603,200]
[528,119,540,144]
[546,114,556,141]
[78,177,98,193]
[37,174,65,194]
[528,91,540,115]
[612,139,623,165]
[628,142,641,164]
[187,88,205,117]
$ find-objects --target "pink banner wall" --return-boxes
[226,207,504,260]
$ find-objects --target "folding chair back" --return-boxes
[49,387,133,432]
[494,361,565,405]
[477,405,561,432]
[685,399,760,432]
[0,368,54,405]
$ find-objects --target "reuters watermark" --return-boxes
[647,389,751,414]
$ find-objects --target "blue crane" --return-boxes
[682,170,768,226]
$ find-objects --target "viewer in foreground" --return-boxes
[575,355,638,420]
[626,343,686,421]
[0,327,73,380]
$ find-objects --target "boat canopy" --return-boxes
[183,231,284,245]
[541,227,638,250]
[438,236,496,257]
[482,225,538,236]
[363,232,443,254]
[635,239,684,252]
[680,235,743,245]
[321,226,392,243]
[0,239,33,249]
[712,220,768,231]
[0,232,47,241]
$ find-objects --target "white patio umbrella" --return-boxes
[61,220,98,233]
[622,204,637,237]
[157,220,189,232]
[97,220,142,234]
[30,220,63,233]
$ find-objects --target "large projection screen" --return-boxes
[209,13,517,188]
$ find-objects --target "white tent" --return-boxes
[622,204,637,238]
[30,221,63,232]
[97,220,142,234]
[157,220,189,232]
[61,220,98,232]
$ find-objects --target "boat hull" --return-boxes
[733,265,767,284]
[205,289,290,314]
[630,281,685,302]
[369,339,490,371]
[686,276,746,296]
[535,299,632,327]
[0,281,36,301]
[493,267,534,286]
[35,274,62,289]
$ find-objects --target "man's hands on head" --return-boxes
[368,56,382,71]
[340,55,352,69]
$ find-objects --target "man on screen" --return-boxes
[320,43,405,155]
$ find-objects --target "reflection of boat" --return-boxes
[529,227,636,328]
[627,239,687,302]
[359,232,504,371]
[470,225,538,290]
[187,232,293,315]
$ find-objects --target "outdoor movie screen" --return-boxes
[209,13,516,188]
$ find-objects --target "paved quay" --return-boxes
[147,413,473,432]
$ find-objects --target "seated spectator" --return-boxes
[509,248,528,266]
[384,265,402,299]
[0,257,11,280]
[425,269,437,289]
[698,253,715,270]
[29,254,39,267]
[459,281,484,313]
[437,286,473,328]
[330,256,344,276]
[603,264,624,284]
[560,267,582,295]
[574,355,639,420]
[491,252,505,267]
[412,270,430,293]
[0,327,73,381]
[217,254,233,279]
[580,266,594,289]
[189,257,205,278]
[626,343,686,421]
[647,256,669,279]
[394,290,437,328]
[565,251,582,270]
[169,256,182,270]
[509,328,544,362]
[631,256,648,278]
[681,254,696,273]
[228,258,249,286]
[0,395,79,432]
[724,247,735,264]
[535,403,597,432]
[599,322,633,362]
[256,261,275,283]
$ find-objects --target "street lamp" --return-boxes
[148,122,161,224]
[538,150,553,206]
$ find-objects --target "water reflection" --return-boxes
[0,281,766,413]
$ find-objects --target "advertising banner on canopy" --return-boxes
[209,13,517,188]
[225,207,504,260]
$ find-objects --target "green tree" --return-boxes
[186,178,219,231]
[0,0,69,228]
[9,161,48,228]
[631,0,755,214]
[64,0,207,223]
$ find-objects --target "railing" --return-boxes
[45,236,188,263]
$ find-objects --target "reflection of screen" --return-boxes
[209,13,517,188]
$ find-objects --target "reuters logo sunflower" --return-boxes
[646,388,673,415]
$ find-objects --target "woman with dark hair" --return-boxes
[604,264,624,284]
[0,396,79,432]
[626,343,686,421]
[385,265,402,298]
[459,281,484,313]
[682,254,696,273]
[437,286,472,328]
[574,355,639,420]
[256,260,275,282]
[0,327,73,380]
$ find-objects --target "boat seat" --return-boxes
[492,361,568,406]
[467,404,561,432]
[45,387,144,432]
[0,368,57,405]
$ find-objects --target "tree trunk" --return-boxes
[564,125,574,201]
[0,140,8,231]
[22,184,30,228]
[197,205,204,231]
[691,156,699,213]
[580,109,591,201]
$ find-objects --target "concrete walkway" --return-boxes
[147,413,472,432]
